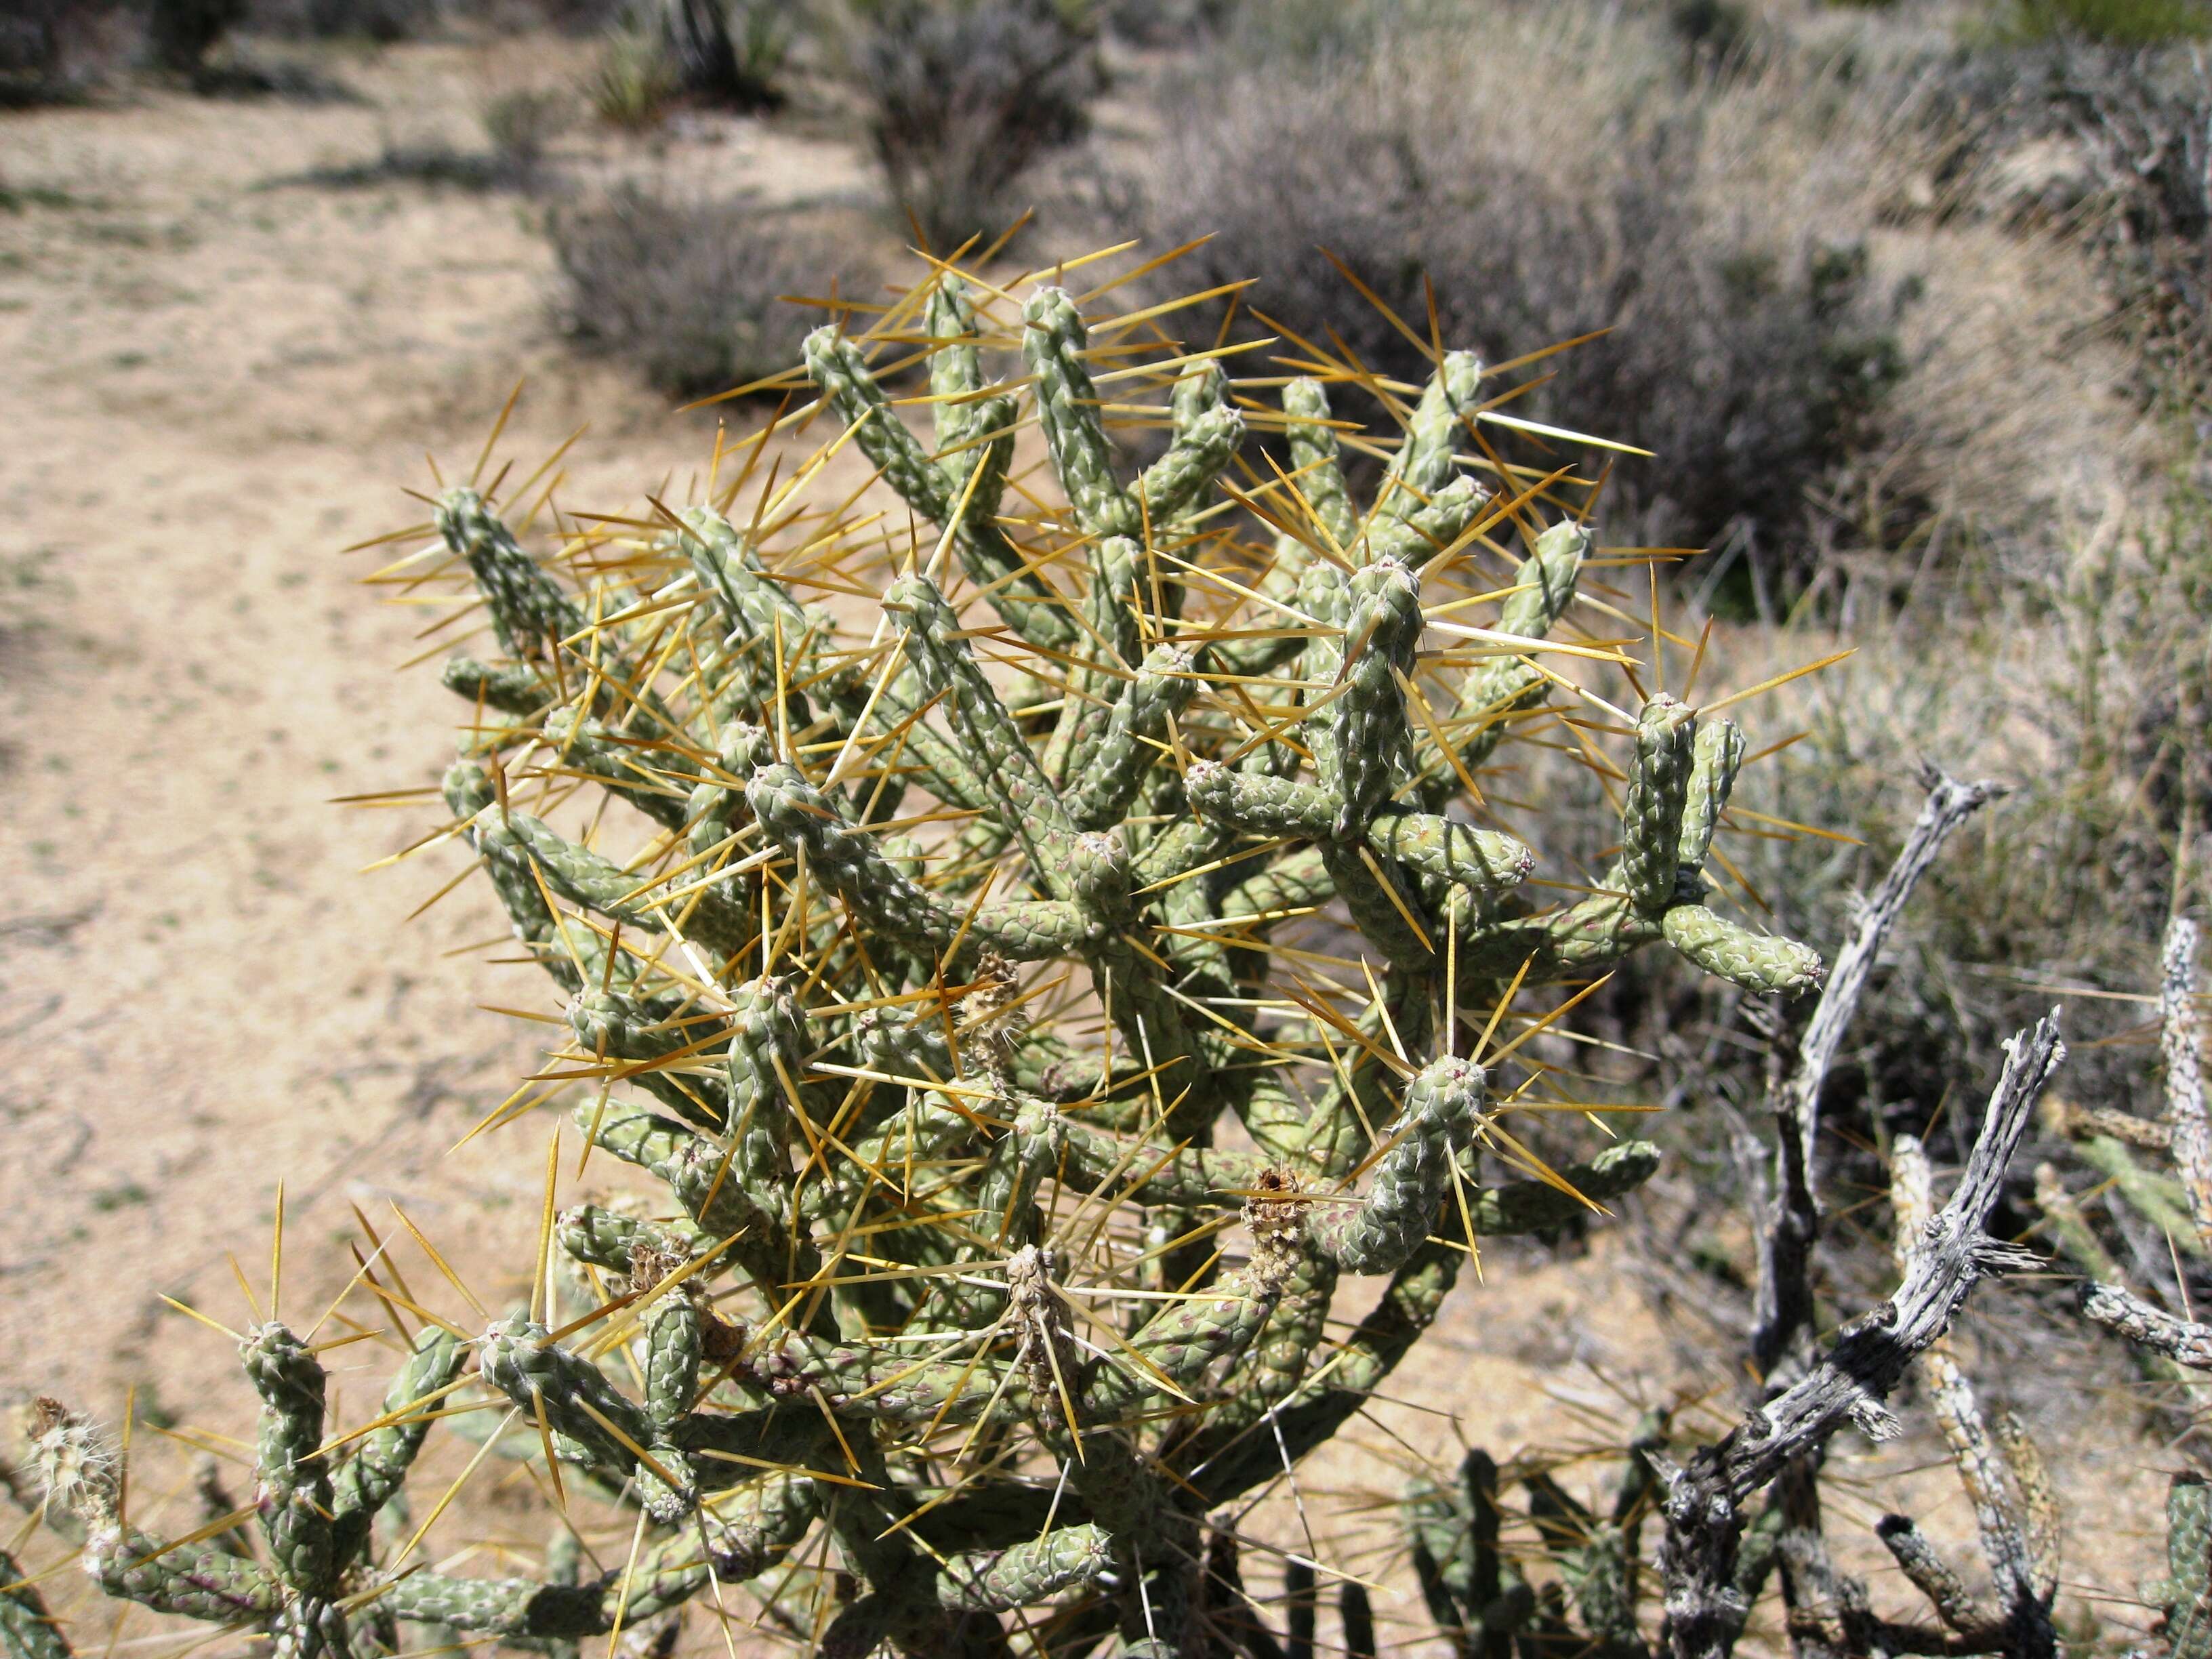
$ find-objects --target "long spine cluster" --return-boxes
[34,255,1828,1659]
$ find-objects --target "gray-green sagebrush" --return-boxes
[29,264,1823,1659]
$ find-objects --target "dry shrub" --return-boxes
[1100,0,1233,44]
[146,0,248,70]
[586,22,678,127]
[1123,3,1914,588]
[549,184,869,398]
[1908,35,2212,391]
[245,0,441,39]
[0,0,132,102]
[478,84,569,176]
[0,0,63,87]
[848,0,1103,250]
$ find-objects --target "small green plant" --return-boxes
[1992,0,2211,43]
[587,22,677,128]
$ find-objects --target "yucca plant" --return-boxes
[654,0,791,111]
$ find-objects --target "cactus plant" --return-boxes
[2039,918,2212,1652]
[27,255,1830,1658]
[1398,1427,1664,1658]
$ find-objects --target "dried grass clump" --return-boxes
[478,83,570,178]
[548,184,861,397]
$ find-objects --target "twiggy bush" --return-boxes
[479,83,571,178]
[0,0,129,99]
[1121,2,1909,583]
[0,0,66,91]
[549,185,861,396]
[846,0,1103,248]
[1910,37,2212,387]
[144,0,247,70]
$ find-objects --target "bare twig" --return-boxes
[1656,1014,2064,1659]
[1727,767,2005,1650]
[1788,766,2005,1201]
[1748,1007,1819,1383]
[1779,1515,2007,1656]
[1750,766,2003,1377]
[1874,1516,1995,1641]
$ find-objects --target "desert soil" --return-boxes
[0,31,2176,1654]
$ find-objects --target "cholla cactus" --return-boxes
[2043,918,2212,1652]
[1398,1427,1667,1658]
[34,254,1826,1658]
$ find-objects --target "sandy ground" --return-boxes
[1,39,673,1419]
[0,30,2183,1656]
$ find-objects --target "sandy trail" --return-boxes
[3,43,675,1420]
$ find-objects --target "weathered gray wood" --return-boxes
[1656,1015,2064,1659]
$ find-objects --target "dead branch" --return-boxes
[1656,1014,2064,1659]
